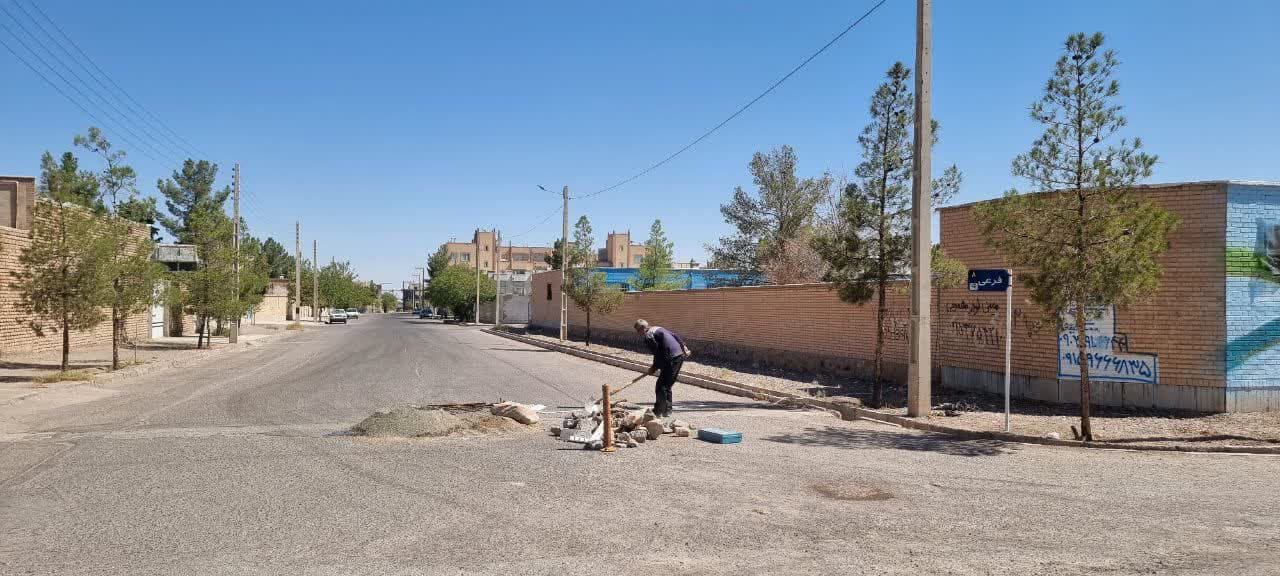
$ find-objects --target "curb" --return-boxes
[483,329,1280,456]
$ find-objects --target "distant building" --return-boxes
[443,230,554,274]
[599,231,646,268]
[152,244,199,272]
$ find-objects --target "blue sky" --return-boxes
[2,0,1277,287]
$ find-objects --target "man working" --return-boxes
[631,319,691,419]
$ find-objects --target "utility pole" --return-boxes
[294,221,301,321]
[560,185,569,341]
[494,229,502,327]
[313,239,319,322]
[230,162,240,343]
[474,229,481,324]
[907,0,933,418]
[415,267,425,313]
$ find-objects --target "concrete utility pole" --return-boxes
[560,185,569,341]
[230,163,240,343]
[415,267,425,313]
[474,229,481,324]
[313,239,319,322]
[494,230,502,327]
[907,0,933,418]
[294,221,301,321]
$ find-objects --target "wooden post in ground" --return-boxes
[601,384,616,452]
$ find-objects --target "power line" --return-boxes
[0,1,182,165]
[575,0,889,200]
[20,0,207,159]
[8,0,196,162]
[506,204,562,240]
[0,28,168,168]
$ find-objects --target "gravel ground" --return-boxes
[512,331,1280,447]
[2,316,1278,575]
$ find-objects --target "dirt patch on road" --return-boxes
[812,481,893,502]
[352,405,536,439]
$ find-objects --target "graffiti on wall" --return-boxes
[1225,214,1280,384]
[1056,305,1159,384]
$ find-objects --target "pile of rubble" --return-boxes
[549,400,695,449]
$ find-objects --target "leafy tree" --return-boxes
[175,207,238,348]
[761,226,826,285]
[427,265,495,322]
[318,261,360,309]
[636,219,681,290]
[813,62,961,407]
[116,196,160,240]
[76,126,163,369]
[380,291,398,312]
[261,237,294,279]
[571,216,593,268]
[10,202,110,370]
[156,159,231,243]
[38,151,101,211]
[565,270,625,346]
[427,243,450,279]
[974,33,1177,440]
[237,235,270,318]
[709,145,831,278]
[544,239,566,270]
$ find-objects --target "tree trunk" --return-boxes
[61,306,70,372]
[873,280,886,408]
[1075,302,1093,441]
[585,307,592,347]
[111,305,120,371]
[198,314,206,349]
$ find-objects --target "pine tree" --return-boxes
[10,202,110,370]
[637,219,680,290]
[813,62,961,407]
[974,33,1177,440]
[427,244,450,279]
[77,127,162,370]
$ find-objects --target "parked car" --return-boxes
[417,308,433,319]
[328,309,348,324]
[346,308,360,319]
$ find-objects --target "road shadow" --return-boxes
[485,347,553,353]
[0,360,107,370]
[761,425,1014,457]
[1098,434,1280,445]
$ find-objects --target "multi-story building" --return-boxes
[443,230,555,274]
[599,231,646,268]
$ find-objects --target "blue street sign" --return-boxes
[968,269,1010,292]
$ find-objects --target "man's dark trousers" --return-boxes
[654,355,684,417]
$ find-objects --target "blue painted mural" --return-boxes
[1225,184,1280,388]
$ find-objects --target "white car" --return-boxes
[328,309,348,324]
[345,308,361,319]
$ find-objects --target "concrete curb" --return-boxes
[483,329,1280,456]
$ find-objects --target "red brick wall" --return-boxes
[531,182,1227,390]
[0,204,152,356]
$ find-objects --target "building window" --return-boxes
[461,253,470,263]
[633,255,642,265]
[546,283,552,300]
[514,253,528,262]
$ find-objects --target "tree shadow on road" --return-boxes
[761,425,1015,457]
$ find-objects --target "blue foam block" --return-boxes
[697,427,742,444]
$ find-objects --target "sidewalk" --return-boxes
[0,323,287,406]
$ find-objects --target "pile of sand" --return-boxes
[352,405,535,438]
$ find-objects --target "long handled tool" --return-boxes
[589,373,650,406]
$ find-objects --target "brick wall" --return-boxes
[0,201,152,356]
[531,182,1245,411]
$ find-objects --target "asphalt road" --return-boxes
[1,314,1277,575]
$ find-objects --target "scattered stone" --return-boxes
[1045,432,1062,440]
[674,426,690,437]
[549,426,561,436]
[644,421,665,440]
[631,430,647,444]
[671,419,689,430]
[625,438,638,448]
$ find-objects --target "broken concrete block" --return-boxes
[625,438,638,448]
[631,430,647,444]
[549,426,562,436]
[644,421,665,440]
[671,419,689,430]
[673,426,690,437]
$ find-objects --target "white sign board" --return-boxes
[1057,306,1158,384]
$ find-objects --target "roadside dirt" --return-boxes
[351,405,537,439]
[509,330,1280,448]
